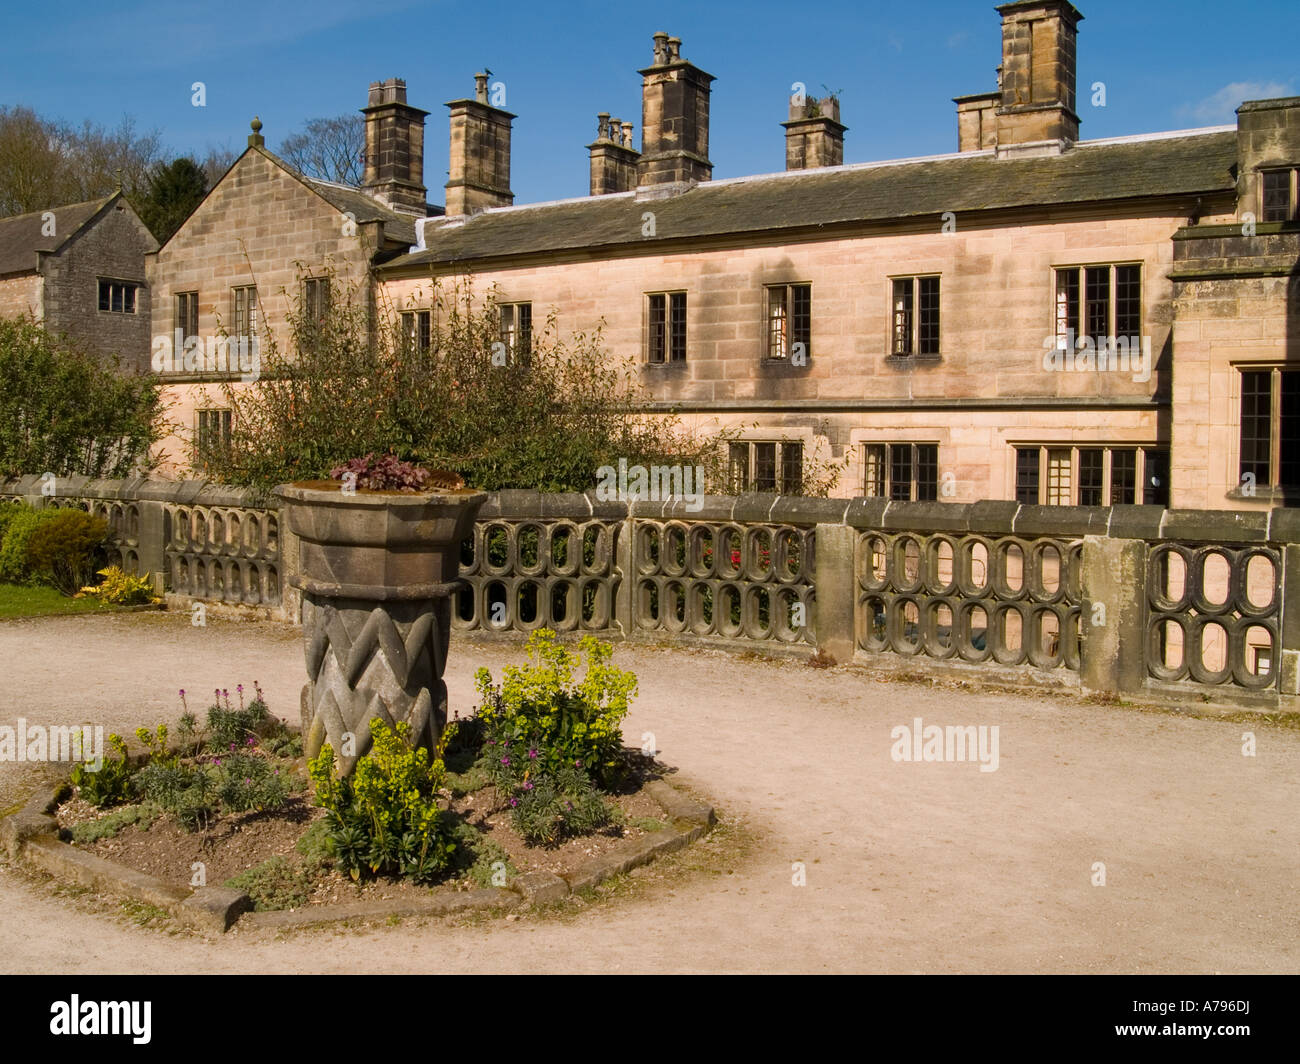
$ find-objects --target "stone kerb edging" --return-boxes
[0,754,718,934]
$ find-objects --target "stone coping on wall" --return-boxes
[5,477,1298,544]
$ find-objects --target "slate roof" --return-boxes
[305,177,427,248]
[385,130,1238,270]
[0,195,114,276]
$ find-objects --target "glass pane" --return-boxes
[792,284,811,352]
[915,443,938,500]
[1084,266,1109,341]
[1261,171,1290,223]
[1055,269,1079,340]
[892,279,913,355]
[1281,371,1299,487]
[1015,448,1040,504]
[1239,370,1272,487]
[124,285,136,313]
[648,294,666,362]
[780,443,803,495]
[669,292,687,361]
[1078,448,1104,506]
[767,286,788,359]
[1110,448,1137,505]
[889,444,912,501]
[1114,265,1140,337]
[754,442,777,492]
[863,444,885,498]
[729,442,749,493]
[918,277,940,355]
[1143,448,1170,506]
[98,281,111,311]
[1046,449,1072,506]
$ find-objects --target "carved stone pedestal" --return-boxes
[275,482,485,775]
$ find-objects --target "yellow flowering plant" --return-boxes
[308,718,457,884]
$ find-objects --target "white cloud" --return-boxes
[1182,81,1294,124]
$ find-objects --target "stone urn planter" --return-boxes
[274,481,486,775]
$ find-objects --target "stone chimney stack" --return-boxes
[360,78,429,215]
[588,112,640,195]
[993,0,1082,153]
[783,95,846,170]
[444,72,515,217]
[637,32,715,189]
[954,91,1000,152]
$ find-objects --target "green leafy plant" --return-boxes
[0,317,162,480]
[70,803,160,844]
[69,733,132,808]
[224,854,324,911]
[509,763,619,847]
[474,628,637,788]
[0,504,60,584]
[24,509,108,594]
[205,683,271,752]
[308,718,457,884]
[78,565,158,605]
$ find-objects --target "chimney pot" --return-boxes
[652,31,669,64]
[474,72,489,103]
[621,121,634,148]
[597,111,610,139]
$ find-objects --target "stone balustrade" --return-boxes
[2,476,1296,711]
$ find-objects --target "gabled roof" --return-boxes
[0,194,117,276]
[384,129,1238,271]
[304,178,423,247]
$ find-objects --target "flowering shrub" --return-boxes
[69,733,131,807]
[473,629,636,788]
[308,718,457,884]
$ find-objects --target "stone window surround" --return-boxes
[97,277,140,314]
[1051,260,1144,345]
[763,281,812,363]
[644,289,688,365]
[1231,362,1298,496]
[1257,165,1299,223]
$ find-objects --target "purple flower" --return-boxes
[244,777,251,784]
[229,742,236,750]
[509,798,518,808]
[237,684,243,693]
[500,756,510,766]
[574,759,582,768]
[213,759,222,766]
[246,736,256,746]
[523,780,534,791]
[178,688,185,697]
[488,739,496,746]
[527,748,538,760]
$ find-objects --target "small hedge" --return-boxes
[0,502,109,593]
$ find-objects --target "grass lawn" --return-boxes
[0,583,112,620]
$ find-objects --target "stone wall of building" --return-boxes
[0,274,42,321]
[381,205,1197,499]
[41,198,157,372]
[146,148,388,471]
[1170,227,1300,510]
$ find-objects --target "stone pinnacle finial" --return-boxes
[248,116,264,148]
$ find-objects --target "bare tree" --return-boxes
[0,107,161,216]
[278,114,365,186]
[198,143,240,189]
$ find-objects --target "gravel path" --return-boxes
[1,611,1296,974]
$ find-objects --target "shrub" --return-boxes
[205,683,271,751]
[0,504,59,584]
[509,764,619,847]
[473,629,637,788]
[215,752,292,814]
[79,565,157,605]
[0,316,162,479]
[24,509,108,594]
[308,718,457,884]
[70,733,132,808]
[133,759,216,830]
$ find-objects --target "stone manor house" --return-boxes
[100,2,1300,507]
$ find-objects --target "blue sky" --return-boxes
[3,0,1296,205]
